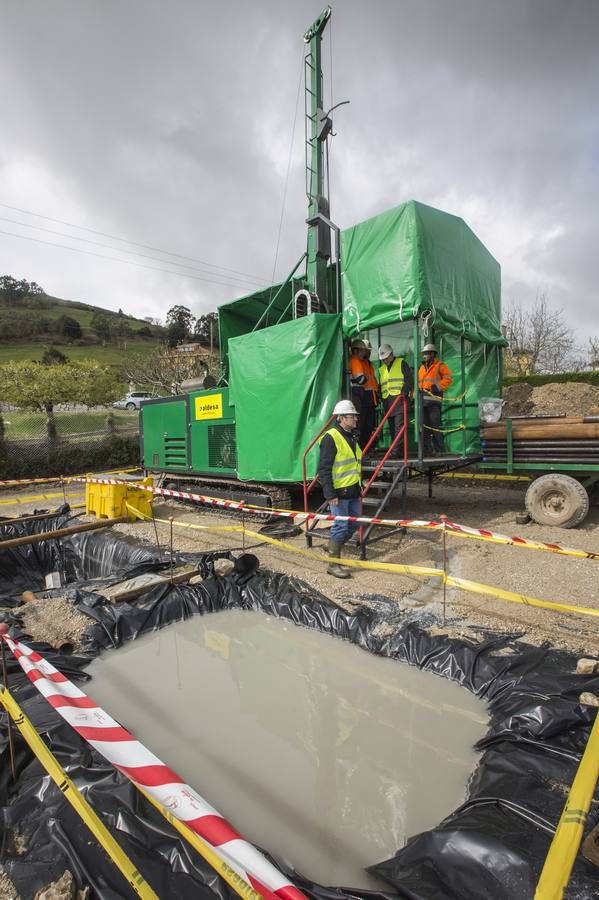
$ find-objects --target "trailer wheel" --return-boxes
[525,474,590,528]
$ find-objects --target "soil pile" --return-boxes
[18,595,90,651]
[502,382,534,417]
[503,381,599,417]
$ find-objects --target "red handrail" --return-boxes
[359,396,408,545]
[302,414,335,514]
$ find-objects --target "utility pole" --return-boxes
[304,7,332,309]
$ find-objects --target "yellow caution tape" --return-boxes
[437,472,530,482]
[0,685,158,899]
[446,575,599,619]
[127,504,599,620]
[126,504,442,579]
[0,493,85,506]
[534,710,599,900]
[135,785,261,900]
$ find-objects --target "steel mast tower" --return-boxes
[303,6,333,311]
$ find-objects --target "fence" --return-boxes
[0,405,140,479]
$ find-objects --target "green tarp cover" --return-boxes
[218,281,298,366]
[341,200,504,345]
[229,314,342,482]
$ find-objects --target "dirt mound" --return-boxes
[531,382,599,416]
[503,381,599,417]
[503,382,534,417]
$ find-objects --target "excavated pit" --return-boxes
[86,609,487,890]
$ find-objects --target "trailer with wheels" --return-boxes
[479,415,599,527]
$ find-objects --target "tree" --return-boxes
[120,348,211,396]
[0,361,121,441]
[588,337,599,371]
[90,311,112,345]
[503,294,582,375]
[166,305,194,347]
[193,312,219,349]
[137,325,153,338]
[55,314,82,341]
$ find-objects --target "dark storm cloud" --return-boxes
[0,0,597,337]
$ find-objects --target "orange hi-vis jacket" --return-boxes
[418,358,452,395]
[349,355,378,403]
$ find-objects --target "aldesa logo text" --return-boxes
[195,394,223,420]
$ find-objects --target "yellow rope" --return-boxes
[125,504,599,620]
[534,710,599,899]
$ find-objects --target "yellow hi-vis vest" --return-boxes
[325,427,362,490]
[379,357,405,400]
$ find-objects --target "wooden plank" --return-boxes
[0,517,129,551]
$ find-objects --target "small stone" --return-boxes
[579,692,599,707]
[213,558,235,576]
[34,870,76,900]
[576,658,599,675]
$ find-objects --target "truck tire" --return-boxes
[525,474,590,528]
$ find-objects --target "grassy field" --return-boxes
[3,408,138,438]
[0,293,158,331]
[0,339,161,366]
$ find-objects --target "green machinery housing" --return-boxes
[140,8,505,500]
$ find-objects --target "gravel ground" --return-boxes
[1,478,598,655]
[0,866,19,900]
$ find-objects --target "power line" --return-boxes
[0,201,270,284]
[0,229,260,292]
[0,215,264,290]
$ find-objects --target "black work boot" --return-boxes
[327,539,351,579]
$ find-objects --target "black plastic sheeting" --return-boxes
[1,512,598,900]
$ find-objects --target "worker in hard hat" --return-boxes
[348,338,367,415]
[418,343,453,455]
[378,343,414,454]
[318,399,362,578]
[348,338,378,448]
[360,339,379,447]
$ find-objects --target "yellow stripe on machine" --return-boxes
[0,684,158,900]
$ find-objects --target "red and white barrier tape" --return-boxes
[78,476,599,561]
[0,469,139,489]
[2,635,306,900]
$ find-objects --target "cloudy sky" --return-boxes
[1,0,597,337]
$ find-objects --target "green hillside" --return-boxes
[0,279,166,365]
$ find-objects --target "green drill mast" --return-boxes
[304,6,333,310]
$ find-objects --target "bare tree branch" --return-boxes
[503,293,583,374]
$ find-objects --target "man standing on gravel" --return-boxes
[318,400,362,578]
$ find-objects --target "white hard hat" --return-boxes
[351,339,366,349]
[378,343,393,360]
[362,338,373,350]
[333,400,359,416]
[422,343,437,353]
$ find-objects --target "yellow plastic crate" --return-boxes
[85,474,154,521]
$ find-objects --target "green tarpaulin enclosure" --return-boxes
[228,314,342,482]
[341,200,504,345]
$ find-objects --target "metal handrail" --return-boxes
[359,395,408,545]
[301,414,335,514]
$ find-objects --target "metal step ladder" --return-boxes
[358,458,409,558]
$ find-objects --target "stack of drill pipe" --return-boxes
[481,415,599,464]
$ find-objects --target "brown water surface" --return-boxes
[87,610,487,889]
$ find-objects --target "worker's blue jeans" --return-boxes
[329,497,361,543]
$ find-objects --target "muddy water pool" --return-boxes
[87,610,487,889]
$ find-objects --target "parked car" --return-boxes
[113,391,153,411]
